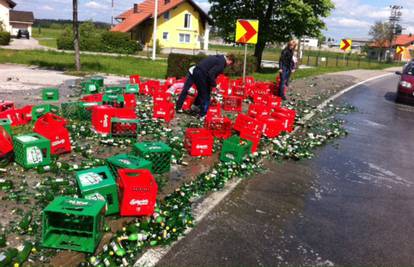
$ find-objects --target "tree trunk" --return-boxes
[73,0,81,71]
[254,39,265,70]
[253,1,275,71]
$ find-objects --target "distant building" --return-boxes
[300,37,319,48]
[368,34,414,62]
[0,0,34,36]
[111,0,212,51]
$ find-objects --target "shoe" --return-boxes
[190,105,200,113]
[175,107,183,113]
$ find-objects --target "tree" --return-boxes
[73,0,81,71]
[369,21,393,62]
[208,0,334,69]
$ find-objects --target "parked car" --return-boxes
[17,29,30,39]
[395,62,414,104]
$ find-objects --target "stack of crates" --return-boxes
[34,113,71,155]
[75,166,119,215]
[184,128,214,157]
[118,169,158,216]
[110,118,140,137]
[32,104,59,122]
[220,136,252,163]
[42,88,59,101]
[42,196,105,253]
[133,142,172,174]
[13,133,51,169]
[106,153,153,177]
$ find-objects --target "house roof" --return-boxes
[394,34,414,46]
[5,0,16,8]
[111,0,212,33]
[9,10,35,23]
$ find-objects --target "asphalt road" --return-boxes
[157,74,414,266]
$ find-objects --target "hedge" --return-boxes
[166,53,257,78]
[0,32,11,45]
[57,30,142,54]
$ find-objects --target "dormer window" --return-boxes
[163,11,170,20]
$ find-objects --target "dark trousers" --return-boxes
[176,68,210,116]
[279,67,291,99]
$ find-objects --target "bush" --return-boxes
[57,27,73,50]
[166,53,257,78]
[101,31,142,54]
[0,31,11,45]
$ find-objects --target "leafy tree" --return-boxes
[209,0,334,69]
[369,21,393,61]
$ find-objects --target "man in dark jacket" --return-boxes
[278,40,297,100]
[176,54,235,118]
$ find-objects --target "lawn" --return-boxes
[32,28,62,48]
[0,49,401,81]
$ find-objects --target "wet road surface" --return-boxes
[157,74,414,266]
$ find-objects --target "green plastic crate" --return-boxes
[110,118,140,137]
[220,136,252,163]
[106,153,153,176]
[42,88,59,101]
[104,86,123,95]
[0,119,12,136]
[75,166,119,215]
[61,102,93,121]
[32,104,59,121]
[133,142,172,174]
[82,82,100,95]
[125,84,139,94]
[13,133,51,169]
[103,94,125,107]
[90,76,104,88]
[42,196,105,253]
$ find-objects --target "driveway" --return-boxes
[0,38,48,50]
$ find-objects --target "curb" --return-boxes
[134,72,395,267]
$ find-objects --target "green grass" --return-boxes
[0,49,168,79]
[0,49,401,81]
[32,28,62,48]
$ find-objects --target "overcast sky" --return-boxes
[12,0,414,41]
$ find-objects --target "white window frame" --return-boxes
[163,11,170,20]
[162,32,169,40]
[184,13,191,29]
[179,33,191,44]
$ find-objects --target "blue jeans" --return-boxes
[279,68,291,99]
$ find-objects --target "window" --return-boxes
[163,11,170,20]
[179,33,191,43]
[163,32,169,40]
[164,0,170,4]
[184,13,191,28]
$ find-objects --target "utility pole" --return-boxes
[388,5,403,61]
[111,0,114,27]
[73,0,81,71]
[152,0,158,60]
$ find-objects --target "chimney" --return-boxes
[133,3,138,13]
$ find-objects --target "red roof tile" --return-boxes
[394,34,414,46]
[112,0,211,33]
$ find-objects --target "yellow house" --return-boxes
[111,0,212,50]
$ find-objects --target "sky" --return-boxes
[11,0,414,41]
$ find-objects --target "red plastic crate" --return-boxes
[206,104,221,121]
[240,129,261,153]
[247,103,271,119]
[118,169,158,217]
[204,117,233,139]
[245,76,255,86]
[234,113,263,133]
[252,82,272,96]
[34,113,71,155]
[223,96,243,113]
[91,106,137,134]
[80,93,103,103]
[18,105,33,123]
[182,95,196,111]
[153,101,175,122]
[165,77,176,87]
[216,75,229,93]
[153,92,172,103]
[184,128,214,157]
[0,109,28,127]
[111,118,139,137]
[129,75,141,85]
[139,82,151,95]
[232,85,247,99]
[124,93,137,110]
[259,116,284,138]
[0,101,14,113]
[0,125,13,156]
[264,95,282,110]
[272,107,296,133]
[147,80,161,95]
